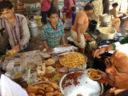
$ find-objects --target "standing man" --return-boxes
[71,4,93,53]
[91,0,103,23]
[0,1,30,55]
[39,0,52,24]
[110,2,121,32]
[42,7,66,52]
[64,0,75,29]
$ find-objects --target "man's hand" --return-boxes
[46,48,52,52]
[109,87,126,95]
[93,48,106,58]
[6,45,19,56]
[77,37,81,43]
[6,61,15,72]
[63,44,71,47]
[96,70,109,85]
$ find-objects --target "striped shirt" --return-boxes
[0,14,30,51]
[42,20,64,48]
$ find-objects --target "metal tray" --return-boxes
[59,52,87,70]
[59,71,104,96]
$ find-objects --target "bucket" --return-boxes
[88,20,97,32]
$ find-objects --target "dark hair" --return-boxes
[84,3,93,11]
[112,2,118,8]
[72,7,76,12]
[0,1,13,13]
[47,7,59,18]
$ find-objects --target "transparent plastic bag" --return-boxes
[1,74,28,96]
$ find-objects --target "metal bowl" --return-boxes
[59,52,87,69]
[59,71,104,96]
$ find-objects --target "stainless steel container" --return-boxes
[29,20,39,37]
[100,14,112,27]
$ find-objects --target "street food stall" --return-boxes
[0,44,104,96]
[1,0,127,96]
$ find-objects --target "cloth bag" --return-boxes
[1,74,28,96]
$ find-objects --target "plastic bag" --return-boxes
[1,74,28,96]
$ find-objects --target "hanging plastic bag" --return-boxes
[1,74,28,96]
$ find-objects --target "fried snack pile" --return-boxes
[62,72,83,89]
[6,49,17,56]
[26,82,64,96]
[87,69,101,80]
[59,52,86,68]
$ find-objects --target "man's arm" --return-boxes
[43,40,52,52]
[59,20,66,45]
[93,45,114,58]
[0,18,2,30]
[42,26,52,52]
[93,36,128,58]
[77,15,89,42]
[61,36,66,45]
[76,24,82,43]
[19,17,30,48]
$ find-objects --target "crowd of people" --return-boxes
[0,0,128,96]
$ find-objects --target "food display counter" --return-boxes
[0,45,104,96]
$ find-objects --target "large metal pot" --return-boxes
[98,27,115,40]
[100,14,112,27]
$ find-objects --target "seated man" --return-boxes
[98,44,128,96]
[42,7,66,52]
[71,4,93,53]
[0,1,30,55]
[110,2,121,32]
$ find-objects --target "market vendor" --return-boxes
[93,35,128,58]
[110,2,121,32]
[98,44,128,96]
[0,1,30,55]
[71,4,93,53]
[42,7,66,52]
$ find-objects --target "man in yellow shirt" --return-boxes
[71,4,93,53]
[91,0,103,23]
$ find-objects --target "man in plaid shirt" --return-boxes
[42,7,66,52]
[0,1,30,55]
